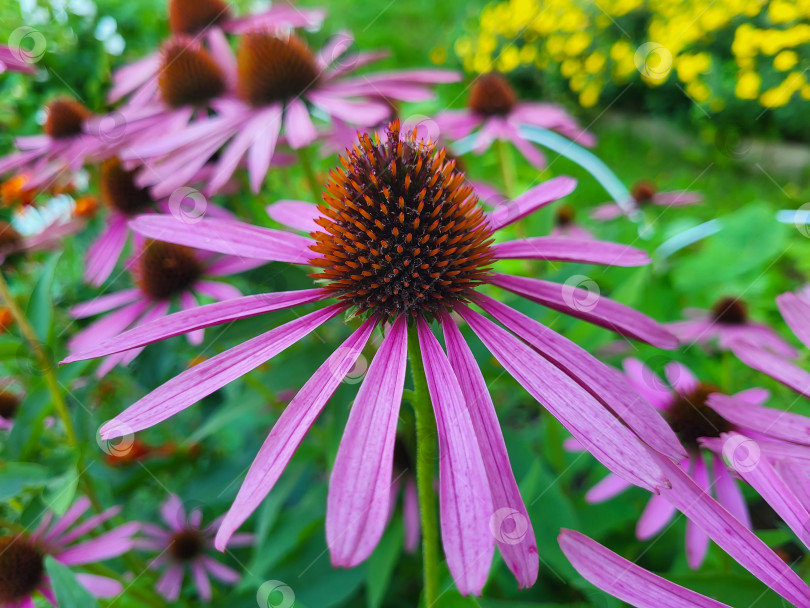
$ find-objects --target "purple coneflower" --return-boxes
[64,121,680,593]
[591,180,702,221]
[125,31,458,197]
[577,357,810,568]
[136,495,252,602]
[108,0,325,103]
[0,99,115,190]
[0,496,138,605]
[667,296,797,357]
[70,236,262,377]
[435,72,595,169]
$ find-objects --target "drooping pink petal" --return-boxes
[216,318,377,549]
[726,435,809,549]
[491,273,677,349]
[246,105,283,193]
[590,202,626,221]
[586,474,632,504]
[43,497,92,543]
[478,295,684,460]
[403,478,420,554]
[558,529,732,608]
[100,305,341,439]
[192,561,213,601]
[129,215,313,264]
[56,522,139,565]
[731,340,810,398]
[711,455,751,529]
[654,190,703,206]
[70,289,140,319]
[179,292,204,345]
[777,291,810,349]
[622,358,673,410]
[266,200,323,233]
[284,98,318,149]
[84,214,130,286]
[457,306,667,492]
[493,237,649,267]
[68,300,150,358]
[636,492,678,540]
[56,505,122,546]
[664,362,699,395]
[441,313,536,588]
[155,563,185,601]
[202,556,240,583]
[75,573,123,598]
[487,177,576,231]
[327,317,408,567]
[652,452,810,607]
[708,393,810,446]
[193,280,242,302]
[686,457,711,569]
[419,317,494,595]
[62,289,328,363]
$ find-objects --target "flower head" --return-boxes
[591,179,703,221]
[137,495,251,602]
[158,37,227,109]
[65,121,680,594]
[0,497,138,604]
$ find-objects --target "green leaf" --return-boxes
[6,386,50,459]
[0,461,49,500]
[44,556,100,608]
[366,517,403,608]
[44,459,79,515]
[26,253,60,344]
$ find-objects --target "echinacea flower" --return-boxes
[0,45,36,74]
[0,496,139,606]
[667,296,797,358]
[435,72,595,169]
[125,31,459,197]
[728,290,810,398]
[64,121,681,594]
[136,495,252,602]
[0,385,21,430]
[591,180,702,221]
[0,99,115,189]
[550,204,593,240]
[69,236,263,377]
[577,357,810,568]
[108,0,325,103]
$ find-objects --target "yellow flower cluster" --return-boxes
[456,0,810,112]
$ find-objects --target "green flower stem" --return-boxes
[495,138,516,200]
[407,324,440,606]
[0,272,106,516]
[297,146,322,203]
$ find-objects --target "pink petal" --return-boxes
[62,289,327,363]
[70,288,140,319]
[67,301,150,359]
[44,497,92,543]
[192,560,212,601]
[442,313,537,587]
[491,273,678,349]
[129,215,313,264]
[654,190,703,206]
[686,457,711,569]
[712,455,750,529]
[202,556,240,583]
[419,317,494,595]
[193,280,242,302]
[327,316,408,567]
[731,340,810,398]
[57,522,139,565]
[622,358,673,410]
[636,492,677,540]
[403,478,420,554]
[590,202,626,221]
[493,237,649,267]
[283,98,318,149]
[156,563,185,601]
[586,474,632,504]
[216,318,377,549]
[487,177,576,231]
[99,305,341,438]
[478,295,684,460]
[75,573,123,598]
[708,393,810,446]
[457,305,667,493]
[180,292,204,345]
[777,291,810,349]
[652,452,810,607]
[266,200,323,233]
[85,214,129,286]
[559,529,731,608]
[664,361,699,395]
[247,105,283,193]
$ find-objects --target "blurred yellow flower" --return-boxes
[774,49,799,70]
[735,71,761,99]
